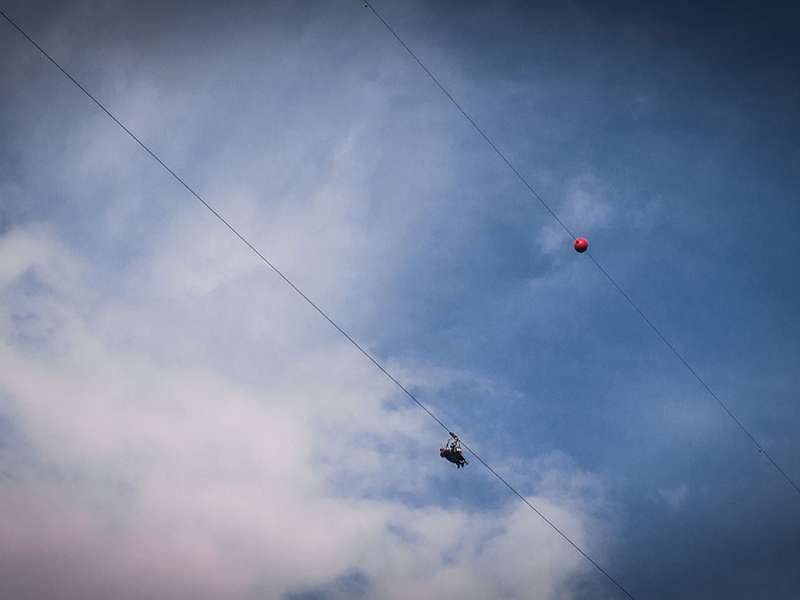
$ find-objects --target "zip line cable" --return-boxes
[0,8,637,600]
[362,1,800,499]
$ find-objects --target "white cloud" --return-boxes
[538,173,614,255]
[537,172,661,256]
[0,11,613,595]
[0,211,605,600]
[658,484,689,511]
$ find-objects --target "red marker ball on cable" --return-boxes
[574,237,589,253]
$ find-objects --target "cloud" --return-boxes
[536,172,661,256]
[537,172,614,254]
[0,4,621,595]
[0,202,605,600]
[657,484,689,511]
[3,2,800,598]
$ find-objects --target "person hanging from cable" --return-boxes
[440,432,468,468]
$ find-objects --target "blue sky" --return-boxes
[1,1,798,599]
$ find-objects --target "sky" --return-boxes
[1,1,799,598]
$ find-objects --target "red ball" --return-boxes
[574,237,589,253]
